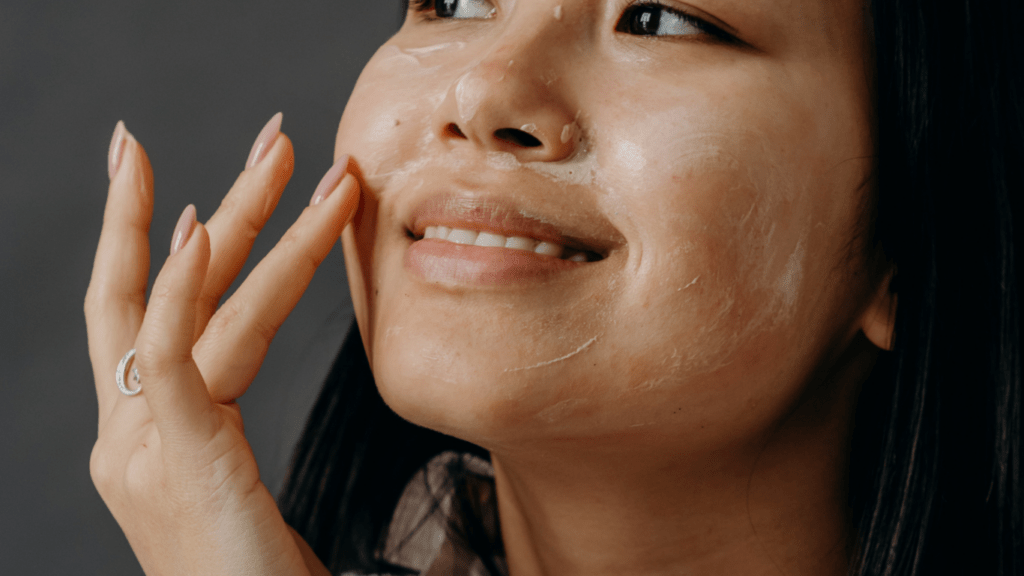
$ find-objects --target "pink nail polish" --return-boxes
[310,155,351,206]
[246,112,283,169]
[171,204,197,256]
[108,121,128,180]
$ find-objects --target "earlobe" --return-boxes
[860,271,897,351]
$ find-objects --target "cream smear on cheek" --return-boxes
[365,39,603,204]
[355,42,471,192]
[369,42,809,359]
[348,46,619,398]
[345,39,817,432]
[593,104,812,382]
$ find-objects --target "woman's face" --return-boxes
[336,0,875,452]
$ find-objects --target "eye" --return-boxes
[616,2,728,40]
[411,0,497,20]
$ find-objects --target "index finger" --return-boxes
[84,122,153,426]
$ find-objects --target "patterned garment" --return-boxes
[341,451,505,576]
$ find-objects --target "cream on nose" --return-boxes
[432,35,579,161]
[455,70,489,124]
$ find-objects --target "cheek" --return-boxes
[336,42,470,341]
[335,43,460,192]
[594,106,815,379]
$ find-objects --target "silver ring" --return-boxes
[116,348,142,396]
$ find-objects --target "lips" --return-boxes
[403,192,622,286]
[422,225,592,261]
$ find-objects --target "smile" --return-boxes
[420,225,592,262]
[400,191,622,287]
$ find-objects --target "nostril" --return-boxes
[445,123,468,139]
[494,128,543,148]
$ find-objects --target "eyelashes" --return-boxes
[616,2,732,41]
[408,0,735,43]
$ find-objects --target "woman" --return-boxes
[85,0,1023,574]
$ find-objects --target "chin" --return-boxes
[368,324,590,447]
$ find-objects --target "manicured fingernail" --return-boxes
[170,204,197,256]
[108,120,129,180]
[310,155,351,206]
[246,112,283,169]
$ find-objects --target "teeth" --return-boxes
[447,229,479,245]
[533,241,563,258]
[421,225,590,262]
[505,236,536,251]
[475,231,506,247]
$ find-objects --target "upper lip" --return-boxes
[405,184,625,258]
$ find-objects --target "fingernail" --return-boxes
[108,120,129,180]
[246,112,283,169]
[310,155,351,206]
[170,204,197,256]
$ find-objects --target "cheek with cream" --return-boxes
[335,25,872,448]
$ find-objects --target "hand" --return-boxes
[85,116,357,576]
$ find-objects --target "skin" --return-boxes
[338,0,892,574]
[85,0,893,574]
[87,121,348,576]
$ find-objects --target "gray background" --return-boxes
[0,1,400,573]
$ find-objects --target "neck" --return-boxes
[488,349,869,576]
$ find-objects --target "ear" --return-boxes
[860,270,896,351]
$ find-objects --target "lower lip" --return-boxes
[405,239,583,286]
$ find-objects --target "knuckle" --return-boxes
[250,315,280,347]
[148,278,177,303]
[302,242,328,270]
[207,299,243,339]
[214,297,278,347]
[219,187,266,239]
[281,225,324,274]
[134,340,190,375]
[83,282,116,318]
[89,440,118,492]
[278,223,305,252]
[83,291,100,319]
[84,281,146,320]
[122,453,158,498]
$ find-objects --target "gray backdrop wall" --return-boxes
[0,2,399,572]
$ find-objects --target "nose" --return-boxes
[432,28,578,163]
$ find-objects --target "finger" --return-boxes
[194,157,360,402]
[195,114,295,338]
[134,206,218,445]
[85,122,154,426]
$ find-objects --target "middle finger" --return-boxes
[194,113,294,339]
[194,157,359,403]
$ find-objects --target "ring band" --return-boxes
[116,348,142,396]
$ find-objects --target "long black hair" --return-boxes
[279,0,1024,574]
[848,0,1023,574]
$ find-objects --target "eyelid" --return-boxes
[409,0,498,20]
[672,2,740,37]
[619,0,740,39]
